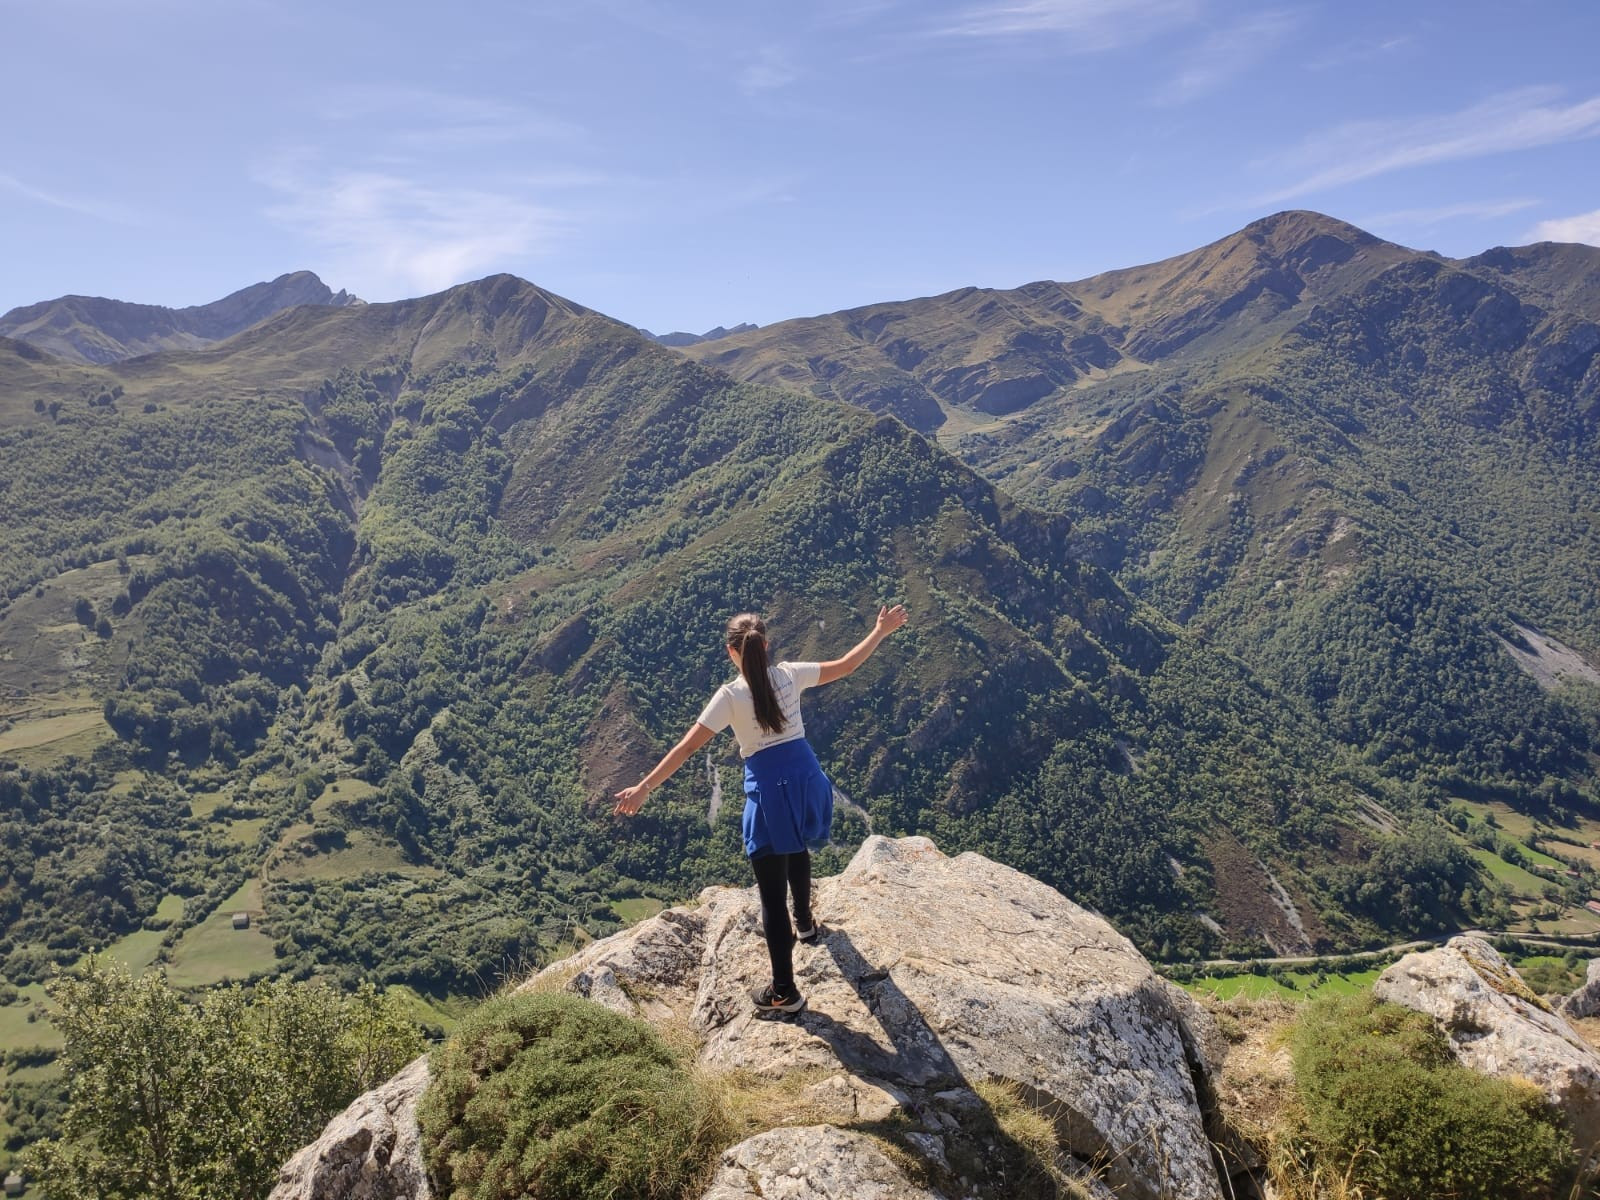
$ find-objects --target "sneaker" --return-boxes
[749,984,806,1013]
[795,922,823,945]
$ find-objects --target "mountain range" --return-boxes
[1,212,1598,1030]
[0,271,362,364]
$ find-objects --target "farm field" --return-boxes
[1181,967,1383,1002]
[165,879,277,989]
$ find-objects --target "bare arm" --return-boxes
[816,604,908,686]
[613,722,716,816]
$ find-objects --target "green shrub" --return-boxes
[1290,993,1572,1200]
[418,990,728,1200]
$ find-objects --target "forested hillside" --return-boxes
[0,260,1474,1009]
[688,211,1600,902]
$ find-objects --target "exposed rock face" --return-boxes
[1374,935,1600,1151]
[699,1125,943,1200]
[272,837,1226,1200]
[270,1056,429,1200]
[1561,958,1600,1020]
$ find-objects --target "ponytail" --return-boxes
[727,613,786,734]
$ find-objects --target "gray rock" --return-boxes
[1374,935,1600,1151]
[700,1125,945,1200]
[682,836,1224,1200]
[272,837,1227,1200]
[268,1056,430,1200]
[1559,957,1600,1020]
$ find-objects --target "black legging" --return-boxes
[750,850,812,995]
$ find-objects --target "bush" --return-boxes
[418,990,728,1200]
[1290,993,1572,1199]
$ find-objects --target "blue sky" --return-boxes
[2,0,1597,334]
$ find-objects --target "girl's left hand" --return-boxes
[613,784,648,816]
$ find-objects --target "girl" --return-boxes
[614,604,908,1012]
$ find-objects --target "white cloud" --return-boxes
[259,162,569,297]
[1154,9,1298,106]
[1527,209,1600,246]
[1257,87,1600,203]
[932,0,1200,49]
[1362,198,1540,229]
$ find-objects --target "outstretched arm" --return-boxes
[817,604,908,686]
[613,722,716,816]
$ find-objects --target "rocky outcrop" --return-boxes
[1374,935,1600,1152]
[271,837,1227,1200]
[1561,958,1600,1020]
[270,1057,429,1200]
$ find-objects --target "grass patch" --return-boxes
[0,710,106,755]
[1184,968,1382,1002]
[187,790,230,819]
[418,990,729,1200]
[271,831,426,883]
[165,880,276,989]
[1468,846,1551,896]
[99,895,185,974]
[222,816,268,846]
[609,898,665,925]
[0,985,62,1053]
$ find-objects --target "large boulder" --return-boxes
[271,836,1226,1200]
[1374,935,1600,1152]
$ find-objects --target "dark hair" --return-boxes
[727,613,785,734]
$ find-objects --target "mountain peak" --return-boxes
[0,271,363,364]
[1239,209,1382,250]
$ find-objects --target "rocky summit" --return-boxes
[271,836,1231,1200]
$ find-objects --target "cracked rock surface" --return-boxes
[271,836,1226,1200]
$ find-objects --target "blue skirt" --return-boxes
[742,738,833,858]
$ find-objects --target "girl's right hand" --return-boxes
[613,784,648,816]
[876,604,908,636]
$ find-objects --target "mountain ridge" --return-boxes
[0,270,363,365]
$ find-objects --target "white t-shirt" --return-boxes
[697,661,822,758]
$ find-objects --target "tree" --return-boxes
[22,959,422,1200]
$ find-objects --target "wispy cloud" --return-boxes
[1362,198,1540,229]
[0,171,137,224]
[1305,32,1412,72]
[1153,9,1298,106]
[321,85,581,152]
[932,0,1200,49]
[739,48,801,92]
[1527,209,1600,246]
[258,160,571,296]
[1257,87,1600,203]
